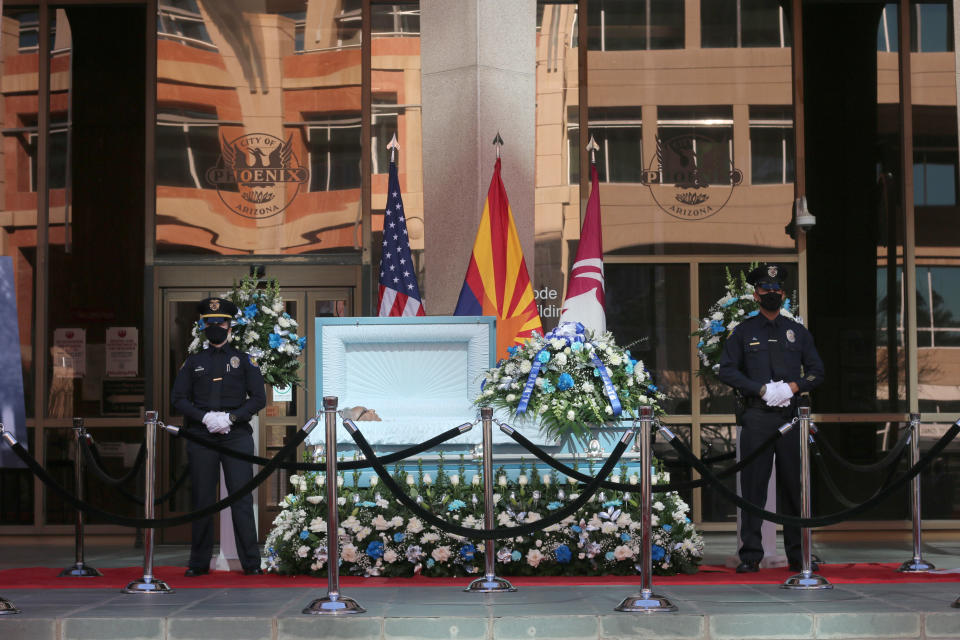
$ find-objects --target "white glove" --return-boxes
[202,412,220,431]
[761,381,779,405]
[774,381,794,407]
[214,412,233,433]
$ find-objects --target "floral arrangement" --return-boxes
[189,276,306,388]
[692,265,800,380]
[265,457,703,577]
[475,322,666,444]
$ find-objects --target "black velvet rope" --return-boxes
[3,425,310,528]
[662,420,960,528]
[500,421,787,493]
[80,437,146,486]
[347,423,631,540]
[811,423,912,473]
[809,440,906,510]
[169,421,472,471]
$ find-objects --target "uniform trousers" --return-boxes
[738,406,802,565]
[186,429,260,571]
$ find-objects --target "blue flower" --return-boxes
[593,367,601,377]
[782,298,791,311]
[555,545,572,564]
[460,544,476,560]
[710,319,726,334]
[426,558,435,568]
[570,525,582,533]
[722,298,736,308]
[662,524,672,532]
[547,501,562,511]
[268,333,283,348]
[652,544,666,561]
[625,363,634,374]
[393,532,406,543]
[571,341,583,352]
[605,551,615,561]
[602,499,622,508]
[511,550,522,561]
[366,541,384,559]
[244,303,258,318]
[620,533,631,541]
[537,350,550,363]
[299,529,309,540]
[648,384,658,392]
[542,381,556,393]
[447,499,466,512]
[557,373,575,390]
[359,501,376,508]
[197,318,207,329]
[747,310,759,317]
[508,345,519,356]
[697,339,704,348]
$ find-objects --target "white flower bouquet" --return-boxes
[475,322,666,444]
[692,265,800,380]
[188,275,305,388]
[264,457,703,577]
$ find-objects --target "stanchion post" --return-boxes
[616,406,676,612]
[303,396,365,614]
[123,410,173,594]
[466,407,516,593]
[899,413,934,572]
[60,417,102,577]
[782,405,831,590]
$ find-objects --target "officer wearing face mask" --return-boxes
[172,297,266,576]
[718,263,824,574]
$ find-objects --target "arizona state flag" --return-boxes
[455,158,542,359]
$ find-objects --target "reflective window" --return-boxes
[749,106,794,185]
[156,109,222,189]
[587,0,684,51]
[588,108,643,183]
[914,150,957,206]
[702,0,790,49]
[157,0,215,50]
[658,106,734,187]
[877,2,953,52]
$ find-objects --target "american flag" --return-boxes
[378,161,425,316]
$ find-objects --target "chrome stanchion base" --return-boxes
[0,596,20,615]
[781,571,833,590]
[59,563,103,577]
[122,577,174,594]
[898,558,936,573]
[952,596,960,609]
[302,595,366,615]
[615,591,678,613]
[464,575,517,593]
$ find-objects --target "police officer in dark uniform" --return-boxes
[718,264,824,573]
[173,297,266,576]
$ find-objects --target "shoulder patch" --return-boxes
[249,355,258,366]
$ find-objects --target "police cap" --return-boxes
[197,297,238,320]
[746,263,788,287]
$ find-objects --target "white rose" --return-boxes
[518,475,528,486]
[384,549,398,563]
[297,545,310,558]
[498,475,507,487]
[601,521,618,535]
[308,517,325,533]
[406,474,415,486]
[505,394,516,402]
[526,549,545,567]
[337,496,346,506]
[431,546,451,563]
[449,474,460,486]
[614,545,635,561]
[472,474,481,486]
[369,476,378,487]
[542,474,551,485]
[337,476,344,487]
[653,501,664,511]
[372,515,390,530]
[289,475,301,487]
[306,496,322,505]
[421,532,440,544]
[341,544,358,562]
[423,473,433,485]
[406,517,424,534]
[711,312,723,321]
[629,474,639,485]
[555,353,567,366]
[566,410,575,420]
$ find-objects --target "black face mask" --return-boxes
[759,292,782,311]
[204,324,229,345]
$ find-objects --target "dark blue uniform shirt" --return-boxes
[718,312,824,398]
[172,343,266,432]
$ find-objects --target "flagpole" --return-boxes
[387,132,399,163]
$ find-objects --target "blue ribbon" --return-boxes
[590,350,622,417]
[516,349,545,415]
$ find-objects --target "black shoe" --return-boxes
[736,560,760,573]
[788,560,820,572]
[184,567,209,577]
[243,567,264,575]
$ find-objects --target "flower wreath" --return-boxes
[475,322,666,444]
[188,276,305,388]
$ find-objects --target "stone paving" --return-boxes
[1,534,958,639]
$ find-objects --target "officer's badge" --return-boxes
[230,356,240,369]
[210,299,220,311]
[767,265,778,278]
[786,329,796,343]
[193,365,205,373]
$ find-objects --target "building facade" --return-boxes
[1,0,958,541]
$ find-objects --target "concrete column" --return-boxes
[421,0,537,314]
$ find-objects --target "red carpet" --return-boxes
[1,564,958,589]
